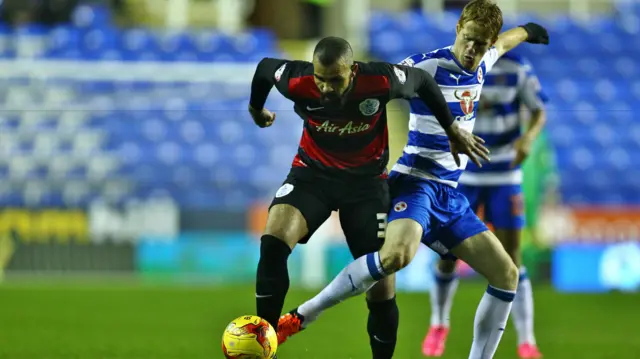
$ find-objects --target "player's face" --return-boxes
[454,20,496,71]
[312,59,356,108]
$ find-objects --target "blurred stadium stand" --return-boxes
[0,4,301,211]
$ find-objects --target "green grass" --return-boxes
[0,280,638,359]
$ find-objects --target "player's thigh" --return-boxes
[449,228,519,290]
[267,176,332,248]
[338,181,395,300]
[338,192,389,260]
[486,185,525,263]
[378,176,434,270]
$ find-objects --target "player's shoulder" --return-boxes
[264,57,313,78]
[399,46,452,67]
[357,61,409,88]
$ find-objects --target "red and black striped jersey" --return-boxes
[249,58,454,178]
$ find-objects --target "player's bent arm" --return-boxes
[495,23,550,57]
[249,57,288,112]
[520,72,548,142]
[494,27,528,57]
[523,107,546,142]
[392,65,455,130]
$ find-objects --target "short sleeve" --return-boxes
[518,60,548,110]
[483,47,500,73]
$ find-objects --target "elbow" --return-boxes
[531,107,547,126]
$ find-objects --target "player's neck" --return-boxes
[450,47,477,73]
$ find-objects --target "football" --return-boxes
[222,315,278,359]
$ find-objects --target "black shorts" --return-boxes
[269,167,390,258]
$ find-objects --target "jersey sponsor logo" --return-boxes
[316,120,370,135]
[359,98,380,116]
[454,89,479,121]
[477,66,484,83]
[393,201,407,212]
[393,66,406,84]
[274,63,286,82]
[275,183,294,198]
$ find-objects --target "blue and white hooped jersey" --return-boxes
[391,46,500,188]
[459,53,548,186]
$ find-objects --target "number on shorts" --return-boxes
[376,213,388,239]
[510,193,525,217]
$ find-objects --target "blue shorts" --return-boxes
[387,172,488,259]
[458,184,525,230]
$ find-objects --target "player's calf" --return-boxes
[365,276,399,359]
[494,228,540,354]
[256,204,308,330]
[451,230,518,359]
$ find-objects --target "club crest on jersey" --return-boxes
[454,90,479,120]
[394,201,407,212]
[393,66,406,84]
[274,63,286,82]
[477,67,484,83]
[275,183,294,198]
[359,98,380,116]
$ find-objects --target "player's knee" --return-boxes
[495,229,522,267]
[437,259,457,274]
[264,204,308,248]
[494,260,519,291]
[380,219,422,273]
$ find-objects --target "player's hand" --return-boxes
[248,105,276,128]
[446,123,490,167]
[520,23,549,44]
[510,135,534,168]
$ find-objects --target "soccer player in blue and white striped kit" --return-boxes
[423,52,548,359]
[275,2,551,358]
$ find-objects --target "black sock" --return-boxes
[255,234,292,331]
[367,296,399,359]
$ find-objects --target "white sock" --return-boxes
[468,285,516,359]
[429,268,459,328]
[511,267,536,345]
[297,252,386,326]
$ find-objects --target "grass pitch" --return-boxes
[0,280,638,359]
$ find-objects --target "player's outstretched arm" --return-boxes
[495,23,549,57]
[249,58,286,127]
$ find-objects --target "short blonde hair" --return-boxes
[458,0,504,41]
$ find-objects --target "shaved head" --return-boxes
[312,37,356,109]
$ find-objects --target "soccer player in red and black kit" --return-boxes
[249,36,487,358]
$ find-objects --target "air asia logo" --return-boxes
[317,121,370,135]
[454,89,479,121]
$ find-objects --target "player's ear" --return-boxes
[350,63,358,79]
[456,22,462,35]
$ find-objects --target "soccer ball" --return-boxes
[222,315,278,359]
